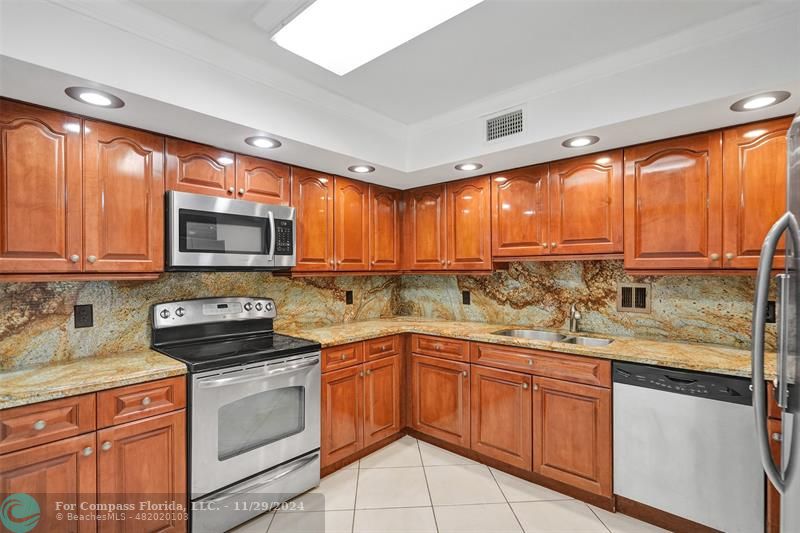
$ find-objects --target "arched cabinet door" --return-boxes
[403,184,446,270]
[623,131,723,269]
[491,165,550,258]
[369,185,401,271]
[447,175,492,270]
[0,100,83,272]
[292,168,334,271]
[334,176,370,271]
[235,155,291,205]
[165,138,234,198]
[83,120,165,272]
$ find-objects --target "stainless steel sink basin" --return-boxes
[564,336,614,347]
[492,329,571,342]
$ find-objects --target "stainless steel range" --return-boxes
[151,297,321,533]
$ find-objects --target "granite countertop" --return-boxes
[0,349,187,410]
[280,317,775,380]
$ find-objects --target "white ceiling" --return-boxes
[131,0,757,124]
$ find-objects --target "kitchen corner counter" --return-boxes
[0,350,187,410]
[281,317,775,380]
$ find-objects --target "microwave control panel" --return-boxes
[275,219,294,255]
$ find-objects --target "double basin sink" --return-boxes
[492,329,613,347]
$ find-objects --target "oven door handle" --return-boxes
[204,452,319,505]
[267,210,276,263]
[197,358,320,389]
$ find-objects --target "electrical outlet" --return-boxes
[74,304,93,328]
[766,301,777,324]
[462,290,471,305]
[345,290,353,305]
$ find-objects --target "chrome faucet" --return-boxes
[569,304,582,333]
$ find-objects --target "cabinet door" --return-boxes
[404,185,446,270]
[0,433,96,533]
[235,154,291,205]
[165,138,234,198]
[334,176,370,271]
[0,100,82,272]
[363,354,402,447]
[446,176,492,270]
[533,377,611,497]
[410,354,470,447]
[722,118,791,269]
[369,185,401,271]
[97,411,186,533]
[292,168,334,271]
[83,121,165,272]
[470,365,532,470]
[624,132,723,269]
[549,151,623,255]
[492,165,550,257]
[321,365,363,467]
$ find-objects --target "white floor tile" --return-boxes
[288,468,358,511]
[355,467,432,509]
[268,510,353,533]
[425,464,506,506]
[511,501,608,533]
[590,506,670,533]
[353,506,437,533]
[435,503,523,533]
[360,436,423,468]
[491,468,573,503]
[418,440,477,466]
[229,510,274,532]
[342,460,359,470]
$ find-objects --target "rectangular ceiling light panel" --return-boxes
[272,0,484,76]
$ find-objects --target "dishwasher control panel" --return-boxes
[613,362,753,406]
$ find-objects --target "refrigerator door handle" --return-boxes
[753,211,800,493]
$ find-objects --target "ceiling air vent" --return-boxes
[617,283,651,314]
[486,108,524,142]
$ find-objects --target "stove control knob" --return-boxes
[175,307,185,317]
[265,301,273,312]
[244,302,253,311]
[159,309,170,319]
[255,302,263,311]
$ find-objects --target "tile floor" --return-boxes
[232,436,668,533]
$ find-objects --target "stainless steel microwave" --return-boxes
[166,191,296,271]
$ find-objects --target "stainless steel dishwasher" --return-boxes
[613,362,764,533]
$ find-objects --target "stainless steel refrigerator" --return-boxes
[753,110,800,533]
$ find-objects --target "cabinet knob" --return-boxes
[441,260,445,266]
[359,371,365,378]
[69,254,80,263]
[725,253,735,260]
[329,259,334,267]
[532,383,539,391]
[551,242,557,248]
[772,432,783,442]
[522,382,529,390]
[87,255,97,264]
[141,396,152,406]
[527,359,533,366]
[228,187,235,194]
[434,344,442,351]
[366,369,372,375]
[462,370,468,377]
[238,188,245,195]
[710,253,720,261]
[543,243,549,248]
[32,420,46,431]
[82,446,93,457]
[341,354,347,360]
[101,441,112,451]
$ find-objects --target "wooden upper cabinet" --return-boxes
[165,138,234,198]
[404,184,447,270]
[492,165,550,257]
[292,167,334,271]
[624,131,723,269]
[549,151,623,255]
[0,100,83,273]
[369,185,401,271]
[235,155,291,205]
[722,117,791,269]
[410,354,470,447]
[446,176,492,270]
[83,120,165,272]
[334,176,370,271]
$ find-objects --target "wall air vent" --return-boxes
[486,108,524,142]
[617,283,651,314]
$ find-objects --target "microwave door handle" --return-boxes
[268,211,276,262]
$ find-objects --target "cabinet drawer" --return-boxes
[97,376,186,428]
[364,335,400,361]
[0,394,96,454]
[531,350,611,387]
[470,342,535,373]
[411,334,469,361]
[322,342,364,372]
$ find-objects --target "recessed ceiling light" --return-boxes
[272,0,485,76]
[455,162,483,171]
[348,165,375,173]
[562,135,599,148]
[217,157,234,165]
[245,136,282,149]
[64,87,125,108]
[730,91,790,112]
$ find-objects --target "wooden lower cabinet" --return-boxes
[96,411,186,532]
[321,365,363,467]
[470,365,532,470]
[532,376,612,497]
[363,355,402,447]
[410,354,470,447]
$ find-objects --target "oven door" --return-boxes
[167,190,295,270]
[190,352,320,496]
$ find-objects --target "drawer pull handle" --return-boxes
[341,354,347,360]
[434,344,442,351]
[101,441,113,451]
[82,446,93,457]
[141,396,152,406]
[522,382,529,390]
[527,359,533,366]
[32,420,46,431]
[462,371,468,377]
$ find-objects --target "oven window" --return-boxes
[217,386,305,461]
[179,209,269,254]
